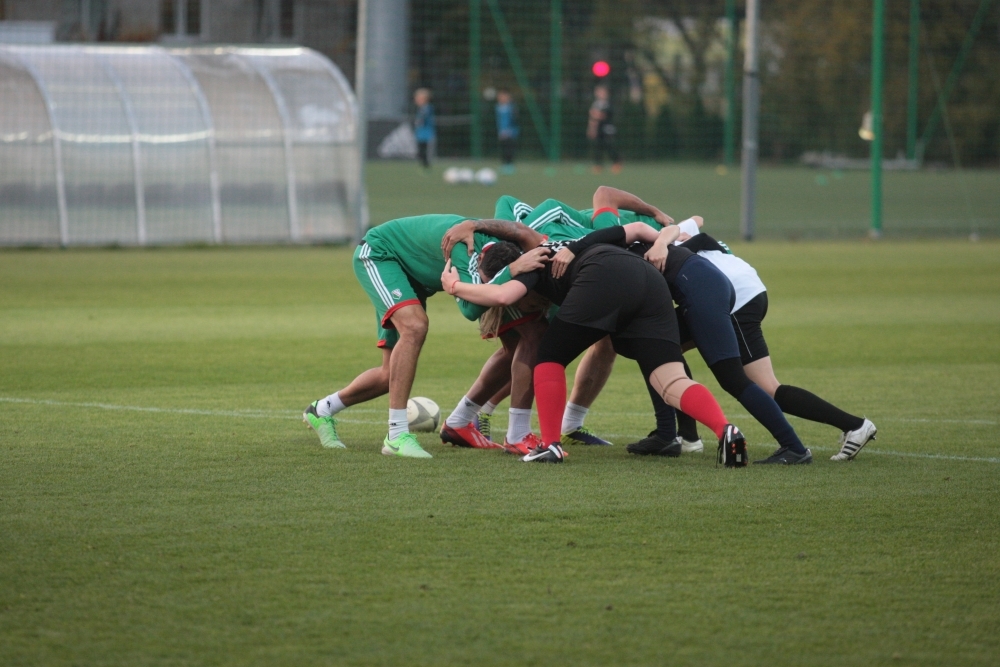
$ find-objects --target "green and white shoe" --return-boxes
[303,401,345,449]
[382,432,433,458]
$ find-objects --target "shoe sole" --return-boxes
[831,430,876,461]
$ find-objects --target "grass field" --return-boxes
[366,161,1000,239]
[2,237,999,666]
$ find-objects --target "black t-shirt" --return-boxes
[512,242,621,304]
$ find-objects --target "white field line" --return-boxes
[2,396,998,463]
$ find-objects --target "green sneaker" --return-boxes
[476,411,493,441]
[382,432,433,458]
[303,401,345,449]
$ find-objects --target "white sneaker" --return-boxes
[831,418,877,461]
[677,436,704,453]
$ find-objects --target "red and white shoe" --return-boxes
[502,432,543,456]
[440,422,502,449]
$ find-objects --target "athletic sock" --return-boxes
[738,384,806,453]
[445,395,482,428]
[678,384,729,440]
[561,402,589,434]
[507,408,532,443]
[481,400,498,416]
[317,392,346,417]
[388,408,409,440]
[534,362,567,446]
[676,410,700,442]
[774,385,864,432]
[646,379,677,440]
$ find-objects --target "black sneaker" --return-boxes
[626,431,681,457]
[522,443,565,463]
[753,446,813,465]
[717,424,749,467]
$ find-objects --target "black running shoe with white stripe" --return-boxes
[626,431,681,457]
[522,443,565,463]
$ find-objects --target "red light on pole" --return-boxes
[592,61,610,77]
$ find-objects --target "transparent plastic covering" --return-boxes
[0,45,360,246]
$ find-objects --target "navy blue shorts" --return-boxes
[671,255,740,367]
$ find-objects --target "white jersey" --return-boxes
[672,220,766,313]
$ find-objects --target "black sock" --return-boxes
[738,384,806,453]
[646,378,677,441]
[676,410,700,442]
[676,360,700,440]
[774,385,864,432]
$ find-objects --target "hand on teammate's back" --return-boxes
[550,247,575,279]
[441,220,477,258]
[440,260,460,294]
[509,247,551,276]
[643,240,669,273]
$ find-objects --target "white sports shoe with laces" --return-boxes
[831,418,877,461]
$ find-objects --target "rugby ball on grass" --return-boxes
[407,397,441,432]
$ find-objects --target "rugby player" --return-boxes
[302,213,543,458]
[633,224,878,462]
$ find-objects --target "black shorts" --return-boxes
[557,248,679,345]
[732,292,770,365]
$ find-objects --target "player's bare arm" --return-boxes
[442,260,529,306]
[440,219,545,258]
[592,186,674,225]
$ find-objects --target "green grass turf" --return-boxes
[2,241,999,666]
[367,161,1000,239]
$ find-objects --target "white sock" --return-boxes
[317,392,346,417]
[561,402,589,434]
[481,400,498,415]
[445,395,481,428]
[507,408,532,443]
[388,408,409,440]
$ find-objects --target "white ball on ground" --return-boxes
[443,167,462,184]
[456,167,475,183]
[475,167,498,185]
[407,397,441,432]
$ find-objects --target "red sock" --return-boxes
[533,362,567,445]
[679,384,729,440]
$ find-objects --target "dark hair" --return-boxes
[480,241,523,280]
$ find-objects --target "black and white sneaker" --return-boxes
[522,443,565,463]
[717,424,749,467]
[626,431,681,457]
[831,419,877,461]
[753,446,812,465]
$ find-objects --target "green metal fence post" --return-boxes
[470,0,482,159]
[917,0,995,162]
[906,0,919,161]
[550,0,561,162]
[723,0,737,166]
[871,0,885,238]
[485,0,550,154]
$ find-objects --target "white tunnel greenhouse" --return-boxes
[0,45,361,246]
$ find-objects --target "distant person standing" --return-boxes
[413,88,436,169]
[587,84,621,174]
[495,89,519,174]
